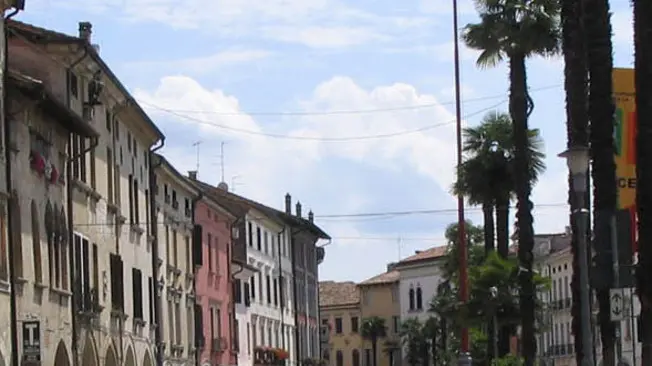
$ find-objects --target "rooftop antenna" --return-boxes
[397,236,402,260]
[220,141,226,183]
[192,141,202,175]
[231,175,244,193]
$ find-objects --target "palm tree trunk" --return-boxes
[483,203,496,254]
[495,196,509,258]
[509,52,537,366]
[561,0,590,364]
[634,0,652,363]
[372,340,378,366]
[584,0,618,364]
[495,195,511,357]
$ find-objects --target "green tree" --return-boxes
[634,0,652,362]
[583,0,618,361]
[400,318,428,366]
[361,316,387,366]
[560,0,590,363]
[463,1,561,362]
[441,220,485,282]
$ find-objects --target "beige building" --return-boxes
[358,269,401,366]
[319,281,363,366]
[8,19,164,366]
[0,67,97,365]
[152,154,199,365]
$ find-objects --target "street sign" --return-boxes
[610,289,624,321]
[21,321,41,364]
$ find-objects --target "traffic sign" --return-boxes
[610,289,624,321]
[22,320,41,364]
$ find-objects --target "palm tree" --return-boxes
[560,0,589,364]
[634,0,652,363]
[582,0,618,362]
[361,316,387,366]
[455,111,545,360]
[462,2,560,362]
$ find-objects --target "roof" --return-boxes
[190,178,330,240]
[152,154,200,196]
[319,281,359,307]
[7,20,164,141]
[8,70,98,138]
[394,245,448,268]
[358,270,399,286]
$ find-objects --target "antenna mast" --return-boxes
[192,141,202,174]
[220,141,226,182]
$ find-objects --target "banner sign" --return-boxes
[613,68,638,253]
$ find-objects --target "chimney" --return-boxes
[78,22,92,42]
[91,44,100,53]
[188,171,197,180]
[296,202,302,218]
[308,210,314,223]
[415,250,422,254]
[565,226,571,236]
[285,193,291,214]
[387,262,397,272]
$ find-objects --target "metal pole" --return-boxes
[575,175,595,366]
[610,214,624,364]
[452,0,471,363]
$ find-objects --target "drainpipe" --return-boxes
[290,229,303,364]
[4,7,22,366]
[190,189,203,366]
[148,140,165,366]
[314,239,330,360]
[65,45,91,366]
[277,227,286,351]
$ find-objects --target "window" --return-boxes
[247,323,251,354]
[30,200,42,283]
[187,304,194,348]
[260,324,265,345]
[106,148,113,203]
[365,349,371,366]
[90,147,96,189]
[128,174,134,223]
[233,279,242,303]
[409,286,415,310]
[165,225,170,265]
[251,276,256,300]
[216,307,222,339]
[175,301,182,344]
[110,253,124,310]
[0,208,7,281]
[258,273,263,301]
[9,192,22,279]
[266,275,272,304]
[264,231,268,253]
[132,268,143,320]
[416,286,423,310]
[148,277,154,324]
[256,226,261,251]
[351,317,359,333]
[173,230,178,267]
[168,299,175,344]
[105,110,111,131]
[133,179,139,224]
[273,278,278,306]
[68,71,78,99]
[185,235,191,273]
[248,222,253,247]
[393,316,400,334]
[352,350,360,366]
[207,233,213,272]
[334,318,342,334]
[336,350,343,366]
[564,276,569,299]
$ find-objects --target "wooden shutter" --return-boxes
[194,304,204,348]
[192,224,203,266]
[132,268,143,319]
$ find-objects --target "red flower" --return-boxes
[50,166,59,184]
[29,150,45,174]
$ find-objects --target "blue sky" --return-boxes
[19,0,635,282]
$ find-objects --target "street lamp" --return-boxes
[558,145,595,366]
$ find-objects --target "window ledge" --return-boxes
[130,224,145,236]
[34,281,48,290]
[51,287,72,298]
[134,318,147,327]
[0,279,10,294]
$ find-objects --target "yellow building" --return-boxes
[358,269,401,366]
[319,281,363,366]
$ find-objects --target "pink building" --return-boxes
[193,182,238,366]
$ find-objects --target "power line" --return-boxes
[137,84,560,116]
[142,100,507,141]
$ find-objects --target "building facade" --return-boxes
[8,19,163,366]
[152,155,199,365]
[191,177,239,366]
[319,281,362,366]
[358,269,401,366]
[3,66,97,365]
[284,194,329,363]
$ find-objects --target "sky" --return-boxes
[17,0,635,283]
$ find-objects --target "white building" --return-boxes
[7,20,164,366]
[394,246,448,323]
[533,232,643,366]
[152,154,199,365]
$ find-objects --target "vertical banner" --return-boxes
[613,68,638,253]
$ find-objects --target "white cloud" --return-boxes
[125,50,271,75]
[262,26,387,48]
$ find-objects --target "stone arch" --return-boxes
[53,340,71,366]
[124,345,136,366]
[142,349,153,366]
[81,332,99,366]
[104,342,118,366]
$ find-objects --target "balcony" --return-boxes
[172,200,179,210]
[185,206,192,218]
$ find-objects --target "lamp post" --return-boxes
[451,0,471,364]
[558,145,595,366]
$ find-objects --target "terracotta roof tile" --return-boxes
[359,270,399,286]
[397,245,448,266]
[319,281,359,307]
